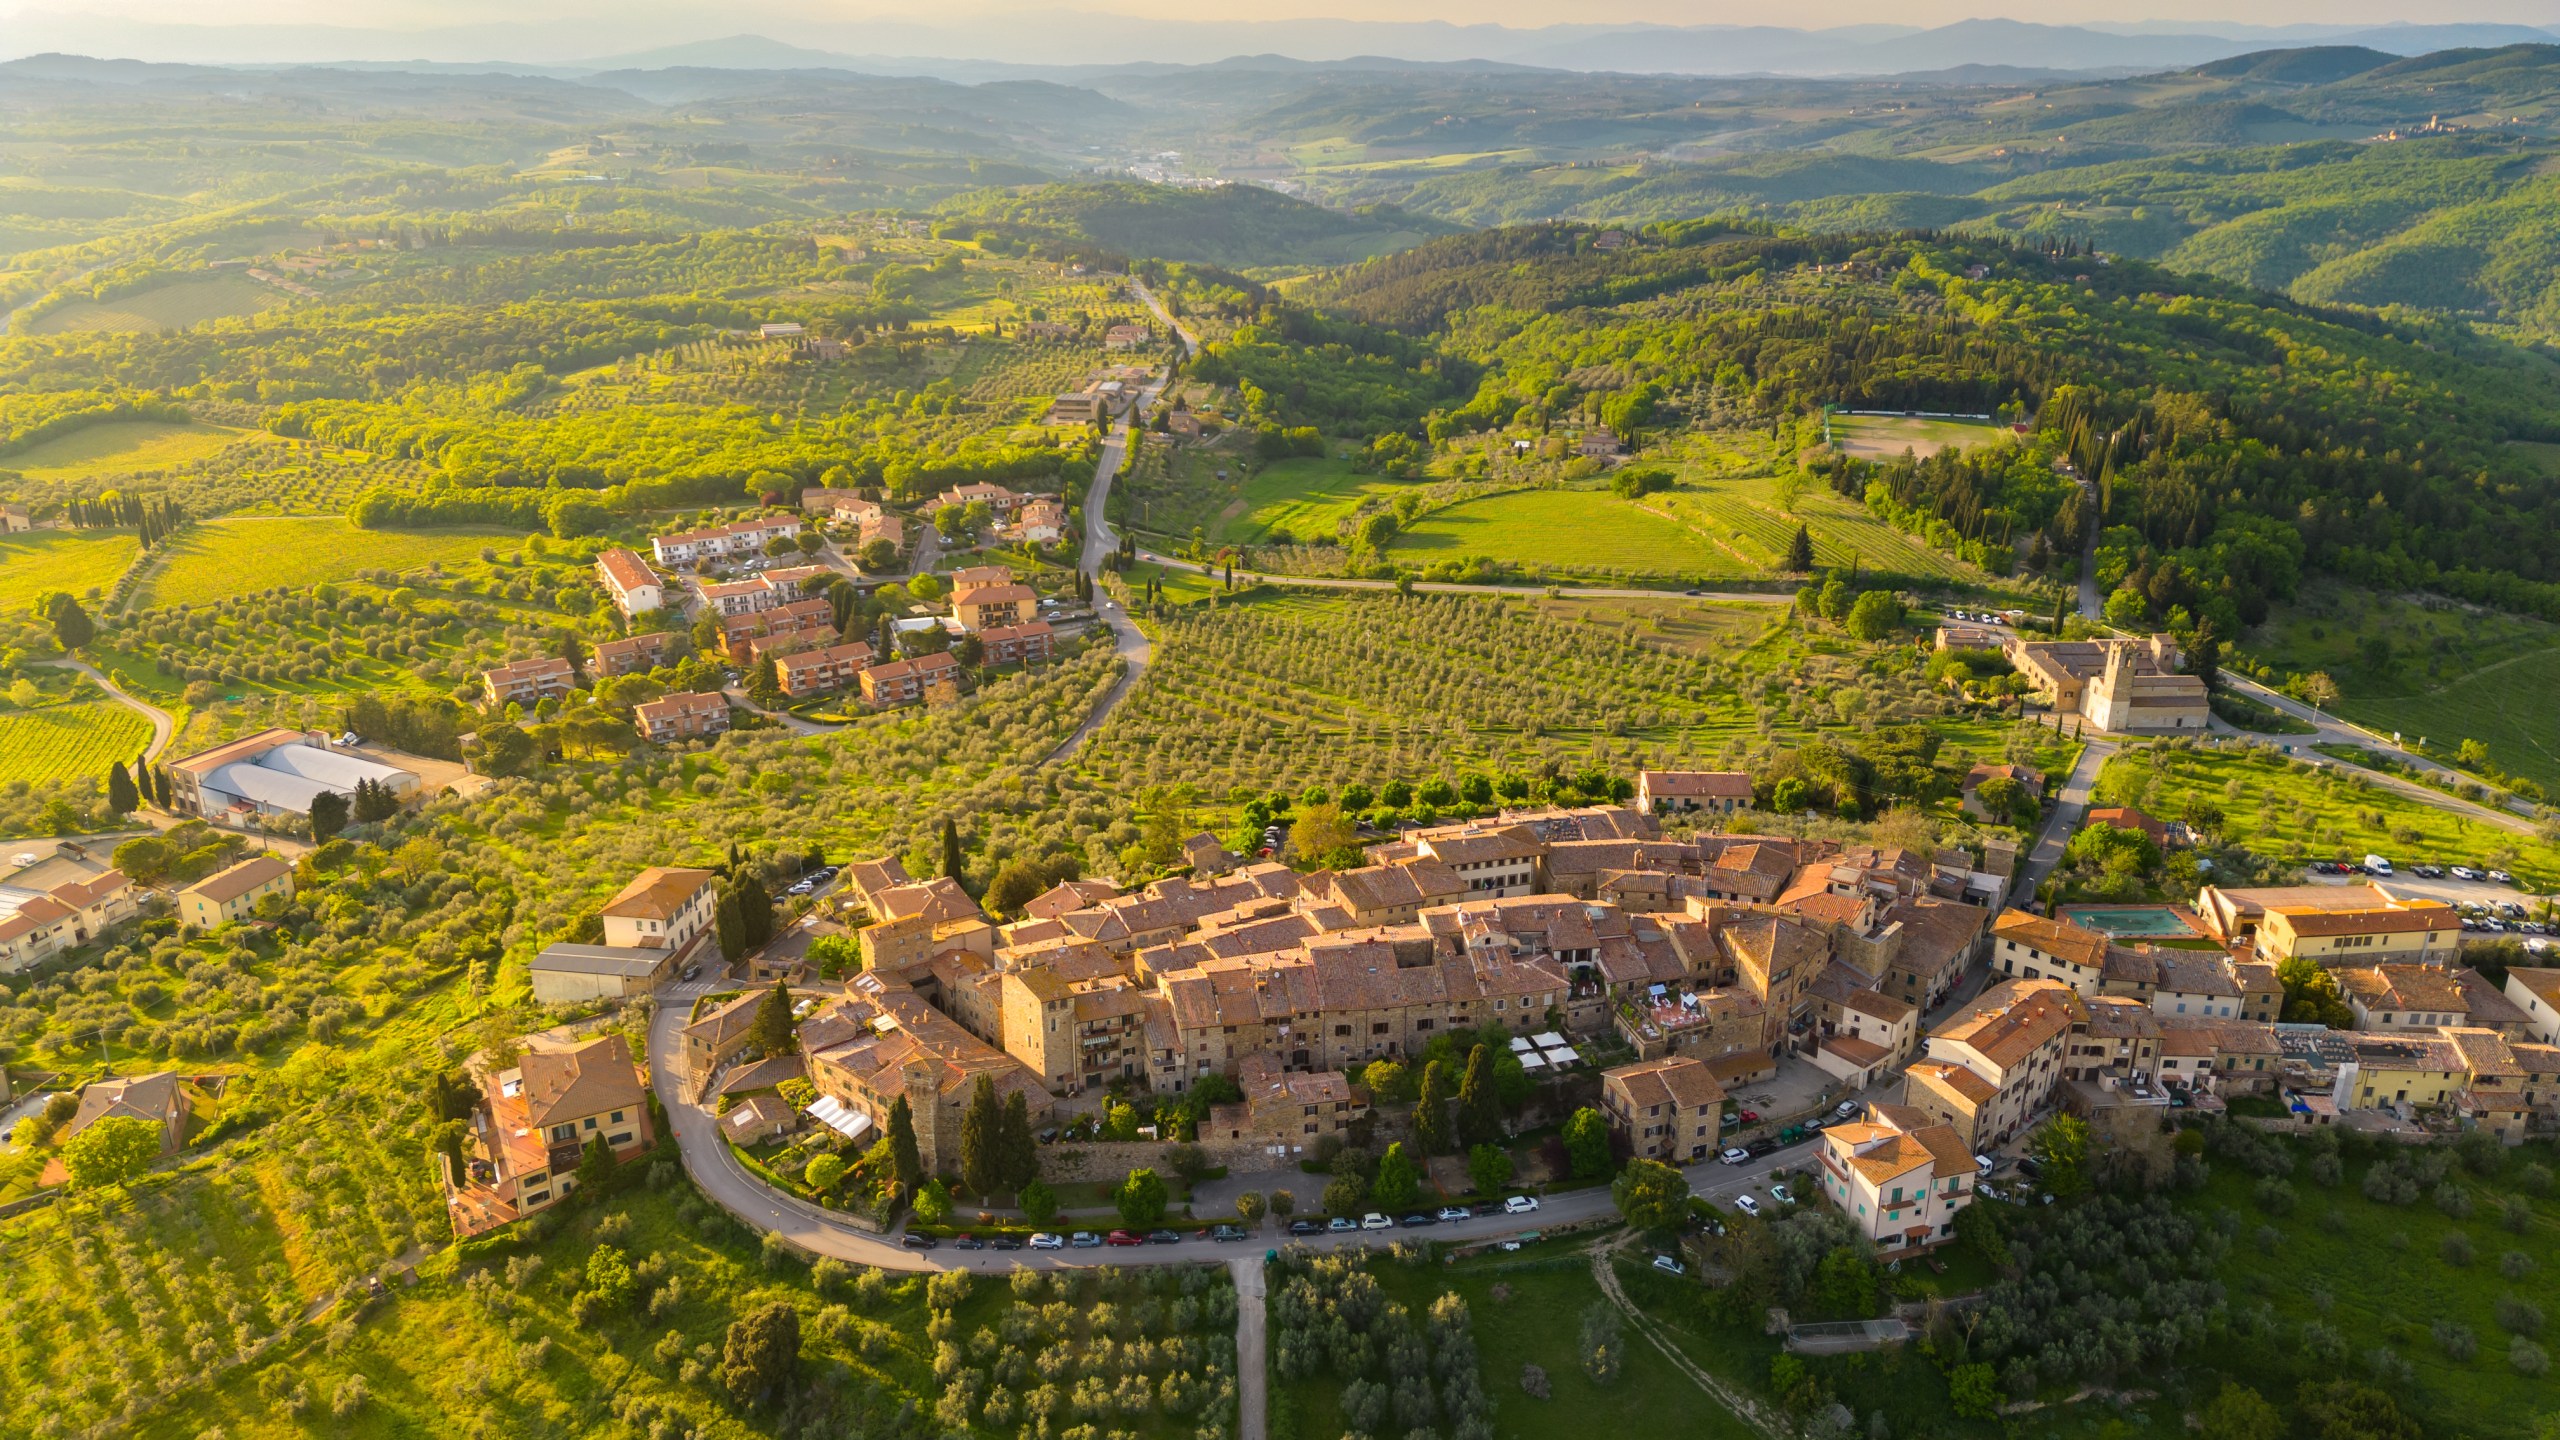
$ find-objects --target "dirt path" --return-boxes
[1232,1254,1269,1440]
[1589,1234,1791,1440]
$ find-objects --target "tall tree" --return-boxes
[1413,1059,1452,1156]
[959,1074,1003,1199]
[885,1095,925,1191]
[150,765,172,809]
[104,761,137,815]
[1785,524,1814,572]
[560,630,588,687]
[940,817,965,882]
[715,889,746,963]
[998,1088,1039,1190]
[748,982,796,1056]
[41,592,93,651]
[1457,1043,1503,1147]
[719,1301,801,1409]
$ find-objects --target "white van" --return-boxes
[2364,854,2394,876]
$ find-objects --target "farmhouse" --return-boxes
[59,1072,190,1156]
[167,728,419,821]
[601,866,718,952]
[928,482,1028,518]
[1104,322,1151,350]
[0,502,29,532]
[178,854,294,929]
[446,1030,653,1235]
[2004,634,2208,733]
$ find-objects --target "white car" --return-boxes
[1974,1153,1996,1174]
[1734,1195,1762,1217]
[1360,1212,1393,1231]
[1437,1206,1471,1222]
[1028,1233,1064,1251]
[1503,1195,1540,1214]
[1770,1184,1795,1205]
[1652,1254,1685,1275]
[2453,866,2483,881]
[1719,1147,1749,1165]
[2488,869,2515,884]
[1832,1100,1859,1119]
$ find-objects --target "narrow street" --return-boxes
[2016,734,2114,906]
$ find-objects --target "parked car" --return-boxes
[1832,1100,1859,1119]
[1104,1230,1144,1247]
[1770,1183,1795,1205]
[1146,1229,1182,1245]
[1738,1109,1761,1123]
[1974,1153,1997,1174]
[1328,1216,1359,1233]
[2489,869,2516,884]
[2453,866,2483,881]
[990,1235,1023,1251]
[1746,1138,1780,1158]
[1360,1213,1394,1231]
[1400,1213,1436,1228]
[681,965,700,982]
[1734,1195,1762,1217]
[1069,1231,1103,1248]
[1437,1206,1471,1222]
[1652,1254,1686,1276]
[1285,1220,1318,1237]
[1504,1195,1541,1214]
[1472,1201,1504,1217]
[952,1234,984,1251]
[1029,1233,1064,1251]
[1719,1147,1750,1165]
[901,1233,938,1250]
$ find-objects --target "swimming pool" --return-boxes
[2061,906,2202,939]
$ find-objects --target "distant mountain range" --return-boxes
[7,10,2560,80]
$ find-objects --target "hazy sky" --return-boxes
[16,0,2560,28]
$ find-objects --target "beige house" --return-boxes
[0,867,138,973]
[1207,1052,1368,1145]
[1600,1055,1727,1163]
[2504,969,2560,1046]
[953,584,1037,632]
[446,1031,653,1236]
[179,854,294,929]
[2335,965,2471,1031]
[1902,978,2077,1151]
[595,549,664,617]
[2005,634,2207,733]
[1816,1102,1975,1252]
[601,867,718,953]
[60,1072,190,1156]
[2192,883,2459,964]
[1989,909,2109,994]
[1635,771,1753,815]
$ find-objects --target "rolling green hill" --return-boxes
[935,181,1458,269]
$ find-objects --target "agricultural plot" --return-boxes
[0,527,138,613]
[1,419,276,482]
[24,274,286,334]
[131,518,527,610]
[1653,471,1980,585]
[1393,488,1729,576]
[1829,412,2012,461]
[1229,456,1399,546]
[0,697,151,785]
[2340,650,2560,798]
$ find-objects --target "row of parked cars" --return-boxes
[900,1196,1543,1251]
[2310,857,2517,887]
[787,864,842,898]
[1716,1099,1863,1164]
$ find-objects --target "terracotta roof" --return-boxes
[1929,978,2078,1069]
[62,1072,184,1142]
[1907,1060,1996,1106]
[2270,902,2458,937]
[1640,770,1752,799]
[1992,909,2108,970]
[2337,964,2469,1014]
[1603,1056,1726,1112]
[182,853,291,905]
[596,549,657,594]
[1822,1033,1889,1067]
[602,866,715,921]
[518,1032,647,1127]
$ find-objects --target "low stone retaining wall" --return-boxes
[1041,1137,1298,1184]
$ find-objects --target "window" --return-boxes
[610,1110,625,1124]
[1334,1024,1351,1037]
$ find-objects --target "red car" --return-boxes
[1104,1229,1144,1246]
[1739,1110,1760,1124]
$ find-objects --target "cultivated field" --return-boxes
[25,274,285,334]
[1393,487,1729,574]
[1651,470,1979,583]
[0,697,151,785]
[0,527,138,613]
[1830,412,2011,460]
[1227,456,1396,545]
[3,418,278,481]
[2344,650,2560,797]
[132,518,527,609]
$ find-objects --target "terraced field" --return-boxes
[0,697,151,785]
[132,517,527,609]
[0,527,137,614]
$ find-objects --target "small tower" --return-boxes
[902,1056,944,1176]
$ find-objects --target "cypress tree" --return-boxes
[998,1089,1038,1190]
[941,817,964,882]
[1457,1043,1503,1147]
[1413,1059,1452,1155]
[105,761,137,815]
[715,888,746,963]
[959,1074,1002,1199]
[737,875,774,950]
[886,1095,925,1190]
[151,766,172,809]
[1786,524,1814,572]
[747,981,796,1056]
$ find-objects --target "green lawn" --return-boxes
[1830,412,2011,460]
[1230,457,1397,546]
[0,526,137,613]
[1393,488,1728,575]
[26,274,286,335]
[133,518,529,609]
[2093,743,2560,887]
[0,696,151,785]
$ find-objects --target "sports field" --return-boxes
[26,274,285,335]
[1830,412,2012,460]
[131,517,526,609]
[0,528,138,615]
[3,419,276,480]
[0,699,151,785]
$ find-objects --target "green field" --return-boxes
[0,697,151,784]
[0,527,138,614]
[2340,649,2560,797]
[1393,487,1729,574]
[3,418,278,480]
[1227,456,1397,545]
[1830,412,2011,460]
[27,274,285,334]
[133,518,528,609]
[1652,469,1978,583]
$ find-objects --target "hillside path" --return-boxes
[39,657,175,760]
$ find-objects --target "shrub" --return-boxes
[2433,1320,2478,1361]
[2502,1250,2536,1280]
[2515,1338,2552,1377]
[1578,1303,1622,1385]
[1520,1363,1550,1399]
[2433,1183,2474,1219]
[2498,1296,2545,1336]
[2442,1232,2475,1266]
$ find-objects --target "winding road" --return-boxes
[39,657,175,760]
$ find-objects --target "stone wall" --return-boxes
[1038,1137,1304,1185]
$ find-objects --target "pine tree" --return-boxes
[1785,524,1814,572]
[886,1095,925,1190]
[1413,1059,1452,1155]
[941,817,964,882]
[998,1089,1039,1190]
[105,761,137,815]
[959,1074,1002,1199]
[560,631,588,687]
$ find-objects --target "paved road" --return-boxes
[2016,734,2115,906]
[40,657,175,760]
[2215,671,2544,835]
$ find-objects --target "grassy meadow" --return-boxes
[26,274,287,334]
[0,526,138,612]
[2,418,279,481]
